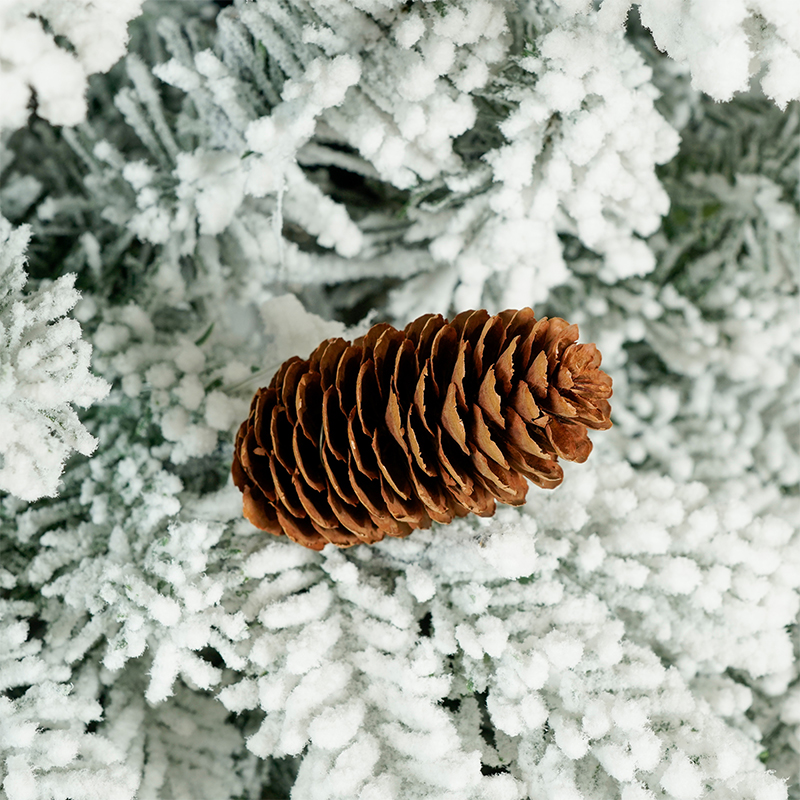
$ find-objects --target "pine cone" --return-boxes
[232,309,612,550]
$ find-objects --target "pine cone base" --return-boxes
[232,309,612,550]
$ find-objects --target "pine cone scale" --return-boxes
[409,464,451,519]
[429,324,458,386]
[293,430,325,491]
[232,430,251,495]
[471,405,508,468]
[296,373,322,443]
[349,466,384,519]
[526,350,549,398]
[247,453,276,506]
[493,342,516,396]
[374,331,402,394]
[506,408,544,457]
[441,384,469,454]
[510,381,540,424]
[243,485,280,533]
[318,339,347,388]
[253,388,274,449]
[272,407,297,471]
[414,367,439,435]
[355,360,380,435]
[384,390,406,450]
[477,367,505,428]
[239,426,270,496]
[280,358,305,420]
[323,386,351,463]
[547,418,593,463]
[437,428,483,501]
[233,308,612,549]
[346,409,376,479]
[270,457,304,520]
[450,342,470,409]
[407,409,438,476]
[511,449,564,489]
[294,475,331,529]
[475,315,507,373]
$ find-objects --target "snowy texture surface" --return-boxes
[633,0,800,107]
[217,454,797,799]
[4,442,796,799]
[0,219,109,501]
[545,97,800,491]
[0,0,145,131]
[542,1,800,108]
[1,0,799,799]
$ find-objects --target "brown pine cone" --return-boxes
[232,309,612,550]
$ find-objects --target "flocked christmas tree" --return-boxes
[1,1,799,798]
